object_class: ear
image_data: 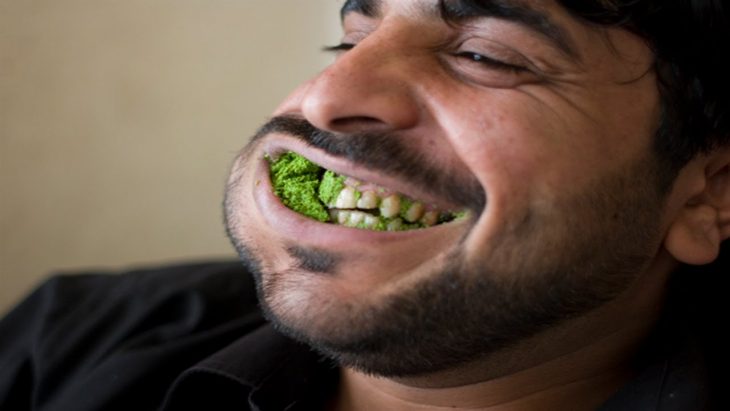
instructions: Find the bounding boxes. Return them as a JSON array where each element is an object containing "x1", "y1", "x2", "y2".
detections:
[{"x1": 664, "y1": 148, "x2": 730, "y2": 265}]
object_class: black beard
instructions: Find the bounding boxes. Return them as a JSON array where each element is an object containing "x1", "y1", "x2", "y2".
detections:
[{"x1": 224, "y1": 117, "x2": 667, "y2": 378}]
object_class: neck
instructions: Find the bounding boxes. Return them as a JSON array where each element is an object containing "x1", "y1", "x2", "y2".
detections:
[{"x1": 330, "y1": 254, "x2": 675, "y2": 411}]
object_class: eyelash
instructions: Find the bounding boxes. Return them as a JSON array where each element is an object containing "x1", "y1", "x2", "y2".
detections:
[
  {"x1": 322, "y1": 43, "x2": 355, "y2": 52},
  {"x1": 323, "y1": 43, "x2": 527, "y2": 74},
  {"x1": 453, "y1": 51, "x2": 527, "y2": 73}
]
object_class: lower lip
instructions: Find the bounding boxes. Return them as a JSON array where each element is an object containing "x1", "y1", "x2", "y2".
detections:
[{"x1": 252, "y1": 156, "x2": 463, "y2": 248}]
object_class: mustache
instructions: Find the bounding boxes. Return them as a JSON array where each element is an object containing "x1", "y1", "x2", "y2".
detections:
[{"x1": 252, "y1": 115, "x2": 486, "y2": 212}]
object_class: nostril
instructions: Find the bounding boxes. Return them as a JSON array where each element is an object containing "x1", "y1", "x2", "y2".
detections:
[{"x1": 330, "y1": 116, "x2": 387, "y2": 131}]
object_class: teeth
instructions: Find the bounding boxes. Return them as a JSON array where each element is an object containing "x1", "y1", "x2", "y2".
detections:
[
  {"x1": 420, "y1": 211, "x2": 439, "y2": 227},
  {"x1": 272, "y1": 152, "x2": 465, "y2": 231},
  {"x1": 379, "y1": 194, "x2": 401, "y2": 218},
  {"x1": 363, "y1": 214, "x2": 379, "y2": 229},
  {"x1": 387, "y1": 218, "x2": 403, "y2": 231},
  {"x1": 330, "y1": 189, "x2": 455, "y2": 231},
  {"x1": 329, "y1": 209, "x2": 351, "y2": 224},
  {"x1": 403, "y1": 202, "x2": 425, "y2": 223},
  {"x1": 334, "y1": 187, "x2": 358, "y2": 209},
  {"x1": 348, "y1": 211, "x2": 366, "y2": 226},
  {"x1": 328, "y1": 185, "x2": 459, "y2": 231},
  {"x1": 337, "y1": 210, "x2": 351, "y2": 225},
  {"x1": 356, "y1": 191, "x2": 379, "y2": 209},
  {"x1": 330, "y1": 209, "x2": 379, "y2": 229}
]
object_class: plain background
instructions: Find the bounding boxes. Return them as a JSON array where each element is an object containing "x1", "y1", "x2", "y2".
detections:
[{"x1": 0, "y1": 0, "x2": 341, "y2": 315}]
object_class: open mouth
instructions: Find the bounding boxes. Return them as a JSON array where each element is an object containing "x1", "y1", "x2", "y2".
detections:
[{"x1": 268, "y1": 151, "x2": 467, "y2": 231}]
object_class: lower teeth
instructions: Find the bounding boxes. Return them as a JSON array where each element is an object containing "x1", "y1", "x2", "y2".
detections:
[{"x1": 268, "y1": 152, "x2": 465, "y2": 231}]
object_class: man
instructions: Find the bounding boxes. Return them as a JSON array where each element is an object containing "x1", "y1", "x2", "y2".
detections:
[{"x1": 1, "y1": 0, "x2": 728, "y2": 410}]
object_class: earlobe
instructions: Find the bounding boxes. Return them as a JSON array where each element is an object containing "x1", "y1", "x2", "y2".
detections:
[{"x1": 664, "y1": 204, "x2": 721, "y2": 265}]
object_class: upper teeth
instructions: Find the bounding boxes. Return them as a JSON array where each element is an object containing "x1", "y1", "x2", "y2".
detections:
[
  {"x1": 404, "y1": 201, "x2": 425, "y2": 222},
  {"x1": 379, "y1": 194, "x2": 401, "y2": 218},
  {"x1": 356, "y1": 191, "x2": 378, "y2": 209},
  {"x1": 333, "y1": 186, "x2": 358, "y2": 209}
]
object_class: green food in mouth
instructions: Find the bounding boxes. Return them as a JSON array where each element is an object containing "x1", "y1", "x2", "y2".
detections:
[
  {"x1": 269, "y1": 152, "x2": 330, "y2": 222},
  {"x1": 268, "y1": 152, "x2": 466, "y2": 231},
  {"x1": 318, "y1": 170, "x2": 346, "y2": 206}
]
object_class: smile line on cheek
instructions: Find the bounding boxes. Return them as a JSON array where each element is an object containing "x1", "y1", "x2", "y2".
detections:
[{"x1": 268, "y1": 152, "x2": 468, "y2": 231}]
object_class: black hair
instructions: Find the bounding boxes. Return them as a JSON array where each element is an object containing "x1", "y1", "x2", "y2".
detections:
[{"x1": 556, "y1": 0, "x2": 729, "y2": 179}]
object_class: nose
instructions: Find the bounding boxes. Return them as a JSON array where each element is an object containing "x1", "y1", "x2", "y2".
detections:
[{"x1": 300, "y1": 37, "x2": 421, "y2": 134}]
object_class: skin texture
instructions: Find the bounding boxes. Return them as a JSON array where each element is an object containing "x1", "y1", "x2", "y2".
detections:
[{"x1": 224, "y1": 0, "x2": 730, "y2": 409}]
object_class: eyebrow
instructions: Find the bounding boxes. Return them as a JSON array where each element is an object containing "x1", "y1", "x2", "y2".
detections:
[
  {"x1": 340, "y1": 0, "x2": 580, "y2": 60},
  {"x1": 340, "y1": 0, "x2": 381, "y2": 19}
]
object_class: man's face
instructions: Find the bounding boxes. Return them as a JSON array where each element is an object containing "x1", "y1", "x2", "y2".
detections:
[{"x1": 225, "y1": 0, "x2": 668, "y2": 376}]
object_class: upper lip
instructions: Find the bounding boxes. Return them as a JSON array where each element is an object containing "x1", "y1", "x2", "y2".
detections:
[{"x1": 262, "y1": 136, "x2": 464, "y2": 212}]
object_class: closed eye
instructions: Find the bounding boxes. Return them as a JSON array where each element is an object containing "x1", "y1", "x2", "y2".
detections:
[{"x1": 454, "y1": 51, "x2": 527, "y2": 73}]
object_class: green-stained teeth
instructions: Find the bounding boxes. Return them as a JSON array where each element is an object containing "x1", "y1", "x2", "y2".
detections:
[
  {"x1": 403, "y1": 201, "x2": 425, "y2": 223},
  {"x1": 357, "y1": 191, "x2": 379, "y2": 209},
  {"x1": 269, "y1": 152, "x2": 468, "y2": 230},
  {"x1": 379, "y1": 194, "x2": 401, "y2": 218},
  {"x1": 334, "y1": 186, "x2": 358, "y2": 209},
  {"x1": 421, "y1": 210, "x2": 439, "y2": 227}
]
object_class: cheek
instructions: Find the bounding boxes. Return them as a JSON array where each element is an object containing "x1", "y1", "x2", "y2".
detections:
[
  {"x1": 437, "y1": 93, "x2": 558, "y2": 203},
  {"x1": 432, "y1": 89, "x2": 642, "y2": 246},
  {"x1": 446, "y1": 84, "x2": 658, "y2": 201}
]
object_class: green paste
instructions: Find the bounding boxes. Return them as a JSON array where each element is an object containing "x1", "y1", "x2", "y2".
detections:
[
  {"x1": 318, "y1": 170, "x2": 345, "y2": 206},
  {"x1": 398, "y1": 197, "x2": 413, "y2": 220},
  {"x1": 269, "y1": 152, "x2": 329, "y2": 222}
]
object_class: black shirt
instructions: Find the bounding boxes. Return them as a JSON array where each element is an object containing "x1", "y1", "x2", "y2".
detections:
[{"x1": 1, "y1": 255, "x2": 725, "y2": 410}]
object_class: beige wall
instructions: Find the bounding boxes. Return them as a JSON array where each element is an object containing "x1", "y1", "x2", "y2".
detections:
[{"x1": 0, "y1": 0, "x2": 341, "y2": 315}]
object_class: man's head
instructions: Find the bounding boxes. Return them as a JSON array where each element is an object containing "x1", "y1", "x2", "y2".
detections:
[{"x1": 224, "y1": 0, "x2": 729, "y2": 378}]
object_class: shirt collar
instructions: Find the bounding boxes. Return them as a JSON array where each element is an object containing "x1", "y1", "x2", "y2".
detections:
[{"x1": 162, "y1": 324, "x2": 337, "y2": 411}]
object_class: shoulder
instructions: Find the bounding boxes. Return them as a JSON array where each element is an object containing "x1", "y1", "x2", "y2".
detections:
[
  {"x1": 33, "y1": 259, "x2": 261, "y2": 342},
  {"x1": 17, "y1": 260, "x2": 258, "y2": 327},
  {"x1": 0, "y1": 260, "x2": 265, "y2": 410}
]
